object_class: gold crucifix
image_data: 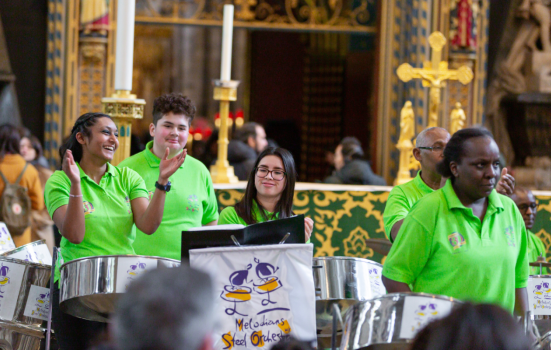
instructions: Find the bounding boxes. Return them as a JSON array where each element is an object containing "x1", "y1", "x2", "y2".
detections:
[{"x1": 396, "y1": 32, "x2": 474, "y2": 128}]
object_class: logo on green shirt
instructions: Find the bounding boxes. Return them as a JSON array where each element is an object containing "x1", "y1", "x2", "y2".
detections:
[
  {"x1": 505, "y1": 226, "x2": 515, "y2": 247},
  {"x1": 186, "y1": 194, "x2": 200, "y2": 212},
  {"x1": 83, "y1": 201, "x2": 95, "y2": 216},
  {"x1": 448, "y1": 232, "x2": 466, "y2": 250},
  {"x1": 125, "y1": 196, "x2": 131, "y2": 214}
]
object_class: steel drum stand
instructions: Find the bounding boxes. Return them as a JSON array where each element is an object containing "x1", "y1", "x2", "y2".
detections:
[{"x1": 45, "y1": 247, "x2": 59, "y2": 350}]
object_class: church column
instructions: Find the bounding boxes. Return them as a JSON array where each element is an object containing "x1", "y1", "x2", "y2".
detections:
[
  {"x1": 45, "y1": 0, "x2": 115, "y2": 168},
  {"x1": 377, "y1": 0, "x2": 434, "y2": 183}
]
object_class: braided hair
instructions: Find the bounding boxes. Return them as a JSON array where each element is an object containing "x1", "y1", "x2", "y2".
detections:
[{"x1": 59, "y1": 113, "x2": 112, "y2": 163}]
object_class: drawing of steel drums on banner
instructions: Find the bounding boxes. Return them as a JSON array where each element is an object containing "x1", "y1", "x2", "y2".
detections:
[
  {"x1": 220, "y1": 263, "x2": 253, "y2": 317},
  {"x1": 252, "y1": 258, "x2": 283, "y2": 306}
]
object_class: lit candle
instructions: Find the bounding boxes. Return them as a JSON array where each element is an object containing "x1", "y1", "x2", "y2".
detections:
[
  {"x1": 220, "y1": 5, "x2": 234, "y2": 81},
  {"x1": 115, "y1": 0, "x2": 136, "y2": 91}
]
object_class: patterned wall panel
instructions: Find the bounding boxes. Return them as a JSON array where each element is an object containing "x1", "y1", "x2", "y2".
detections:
[
  {"x1": 216, "y1": 188, "x2": 551, "y2": 265},
  {"x1": 44, "y1": 0, "x2": 65, "y2": 167}
]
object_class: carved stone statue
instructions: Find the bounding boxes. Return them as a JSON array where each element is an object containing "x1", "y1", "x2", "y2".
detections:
[
  {"x1": 450, "y1": 102, "x2": 466, "y2": 134},
  {"x1": 486, "y1": 0, "x2": 551, "y2": 165},
  {"x1": 395, "y1": 101, "x2": 415, "y2": 185},
  {"x1": 398, "y1": 101, "x2": 415, "y2": 145}
]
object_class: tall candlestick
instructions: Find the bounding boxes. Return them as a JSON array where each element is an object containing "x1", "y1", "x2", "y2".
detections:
[
  {"x1": 220, "y1": 5, "x2": 234, "y2": 81},
  {"x1": 115, "y1": 0, "x2": 136, "y2": 91}
]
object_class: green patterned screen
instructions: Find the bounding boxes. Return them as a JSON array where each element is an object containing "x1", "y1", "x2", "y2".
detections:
[{"x1": 216, "y1": 189, "x2": 551, "y2": 265}]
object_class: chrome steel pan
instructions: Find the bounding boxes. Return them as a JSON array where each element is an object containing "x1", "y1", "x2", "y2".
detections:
[
  {"x1": 59, "y1": 255, "x2": 180, "y2": 322},
  {"x1": 313, "y1": 257, "x2": 385, "y2": 347},
  {"x1": 0, "y1": 320, "x2": 44, "y2": 350},
  {"x1": 1, "y1": 241, "x2": 52, "y2": 266},
  {"x1": 0, "y1": 257, "x2": 50, "y2": 327},
  {"x1": 340, "y1": 293, "x2": 463, "y2": 350}
]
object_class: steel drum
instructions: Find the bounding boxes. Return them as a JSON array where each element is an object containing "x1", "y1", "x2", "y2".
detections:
[
  {"x1": 0, "y1": 223, "x2": 15, "y2": 254},
  {"x1": 0, "y1": 257, "x2": 50, "y2": 328},
  {"x1": 60, "y1": 255, "x2": 181, "y2": 322},
  {"x1": 0, "y1": 320, "x2": 44, "y2": 350},
  {"x1": 1, "y1": 241, "x2": 52, "y2": 266},
  {"x1": 313, "y1": 257, "x2": 386, "y2": 348},
  {"x1": 537, "y1": 331, "x2": 551, "y2": 349},
  {"x1": 340, "y1": 293, "x2": 463, "y2": 350}
]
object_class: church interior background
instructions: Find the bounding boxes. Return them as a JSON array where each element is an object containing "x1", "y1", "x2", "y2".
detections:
[{"x1": 2, "y1": 0, "x2": 551, "y2": 264}]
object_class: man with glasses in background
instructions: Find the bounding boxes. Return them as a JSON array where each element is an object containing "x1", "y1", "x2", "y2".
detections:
[
  {"x1": 510, "y1": 187, "x2": 547, "y2": 274},
  {"x1": 383, "y1": 127, "x2": 515, "y2": 242}
]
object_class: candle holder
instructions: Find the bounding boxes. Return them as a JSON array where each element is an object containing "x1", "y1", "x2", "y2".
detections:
[
  {"x1": 101, "y1": 90, "x2": 146, "y2": 166},
  {"x1": 210, "y1": 80, "x2": 240, "y2": 184}
]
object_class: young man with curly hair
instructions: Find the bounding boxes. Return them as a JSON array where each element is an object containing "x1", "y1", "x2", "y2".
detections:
[{"x1": 119, "y1": 93, "x2": 219, "y2": 260}]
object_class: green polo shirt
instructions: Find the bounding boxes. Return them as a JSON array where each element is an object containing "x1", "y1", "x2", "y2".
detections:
[
  {"x1": 218, "y1": 200, "x2": 279, "y2": 225},
  {"x1": 218, "y1": 201, "x2": 312, "y2": 243},
  {"x1": 119, "y1": 141, "x2": 219, "y2": 260},
  {"x1": 528, "y1": 230, "x2": 547, "y2": 275},
  {"x1": 383, "y1": 171, "x2": 433, "y2": 242},
  {"x1": 44, "y1": 163, "x2": 149, "y2": 282},
  {"x1": 382, "y1": 179, "x2": 529, "y2": 313}
]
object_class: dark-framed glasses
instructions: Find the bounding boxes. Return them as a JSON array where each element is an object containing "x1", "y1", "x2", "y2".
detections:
[
  {"x1": 255, "y1": 167, "x2": 286, "y2": 181},
  {"x1": 518, "y1": 203, "x2": 537, "y2": 212},
  {"x1": 418, "y1": 145, "x2": 444, "y2": 154}
]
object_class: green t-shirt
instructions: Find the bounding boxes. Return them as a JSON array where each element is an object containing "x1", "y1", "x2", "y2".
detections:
[
  {"x1": 383, "y1": 171, "x2": 433, "y2": 242},
  {"x1": 528, "y1": 230, "x2": 547, "y2": 275},
  {"x1": 218, "y1": 201, "x2": 312, "y2": 243},
  {"x1": 218, "y1": 200, "x2": 279, "y2": 225},
  {"x1": 382, "y1": 179, "x2": 529, "y2": 313},
  {"x1": 119, "y1": 141, "x2": 219, "y2": 260},
  {"x1": 44, "y1": 163, "x2": 149, "y2": 282}
]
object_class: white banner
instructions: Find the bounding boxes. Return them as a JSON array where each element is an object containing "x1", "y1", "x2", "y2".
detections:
[
  {"x1": 399, "y1": 296, "x2": 454, "y2": 339},
  {"x1": 23, "y1": 285, "x2": 50, "y2": 321},
  {"x1": 528, "y1": 277, "x2": 551, "y2": 315},
  {"x1": 115, "y1": 257, "x2": 159, "y2": 293},
  {"x1": 0, "y1": 223, "x2": 15, "y2": 254},
  {"x1": 0, "y1": 260, "x2": 25, "y2": 321},
  {"x1": 190, "y1": 244, "x2": 316, "y2": 350}
]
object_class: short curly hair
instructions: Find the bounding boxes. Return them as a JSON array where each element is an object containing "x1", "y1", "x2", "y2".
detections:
[{"x1": 152, "y1": 93, "x2": 196, "y2": 126}]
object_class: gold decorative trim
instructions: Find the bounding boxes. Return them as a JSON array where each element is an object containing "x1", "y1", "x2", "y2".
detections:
[
  {"x1": 135, "y1": 0, "x2": 376, "y2": 34},
  {"x1": 63, "y1": 0, "x2": 80, "y2": 137}
]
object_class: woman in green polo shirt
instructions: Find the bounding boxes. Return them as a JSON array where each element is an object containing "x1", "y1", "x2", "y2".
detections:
[
  {"x1": 218, "y1": 147, "x2": 313, "y2": 242},
  {"x1": 45, "y1": 112, "x2": 185, "y2": 350},
  {"x1": 382, "y1": 128, "x2": 530, "y2": 319}
]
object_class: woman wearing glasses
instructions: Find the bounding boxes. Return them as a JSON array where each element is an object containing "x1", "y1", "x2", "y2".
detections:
[
  {"x1": 218, "y1": 147, "x2": 313, "y2": 242},
  {"x1": 510, "y1": 187, "x2": 546, "y2": 274}
]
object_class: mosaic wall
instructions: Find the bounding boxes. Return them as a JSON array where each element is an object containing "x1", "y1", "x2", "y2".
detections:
[{"x1": 216, "y1": 189, "x2": 551, "y2": 265}]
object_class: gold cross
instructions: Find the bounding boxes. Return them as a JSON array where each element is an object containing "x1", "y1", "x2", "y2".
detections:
[{"x1": 396, "y1": 31, "x2": 474, "y2": 128}]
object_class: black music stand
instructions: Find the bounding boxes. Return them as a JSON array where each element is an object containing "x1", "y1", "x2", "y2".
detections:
[{"x1": 181, "y1": 214, "x2": 305, "y2": 260}]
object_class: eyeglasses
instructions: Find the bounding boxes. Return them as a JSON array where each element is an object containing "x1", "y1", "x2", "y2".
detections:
[
  {"x1": 418, "y1": 146, "x2": 444, "y2": 154},
  {"x1": 255, "y1": 167, "x2": 286, "y2": 181},
  {"x1": 518, "y1": 203, "x2": 537, "y2": 212}
]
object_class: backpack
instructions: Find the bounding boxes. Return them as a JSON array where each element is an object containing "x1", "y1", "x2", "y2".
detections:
[{"x1": 0, "y1": 164, "x2": 32, "y2": 236}]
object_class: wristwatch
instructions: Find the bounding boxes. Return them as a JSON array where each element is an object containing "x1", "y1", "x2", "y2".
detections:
[{"x1": 155, "y1": 181, "x2": 171, "y2": 192}]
